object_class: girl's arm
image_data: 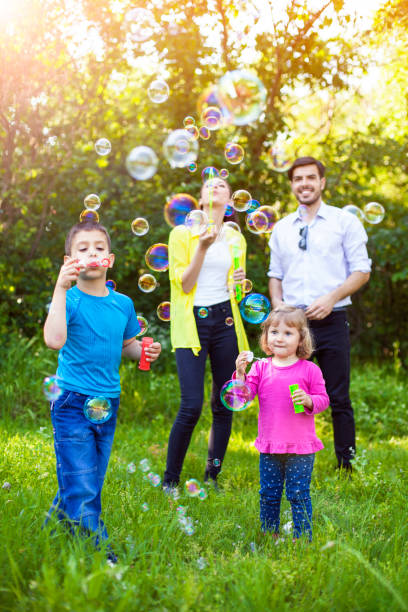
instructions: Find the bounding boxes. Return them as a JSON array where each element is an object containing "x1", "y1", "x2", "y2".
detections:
[
  {"x1": 233, "y1": 352, "x2": 260, "y2": 400},
  {"x1": 295, "y1": 364, "x2": 330, "y2": 415}
]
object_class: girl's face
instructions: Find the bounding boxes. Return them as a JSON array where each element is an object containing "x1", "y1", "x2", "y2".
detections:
[
  {"x1": 267, "y1": 320, "x2": 301, "y2": 360},
  {"x1": 200, "y1": 178, "x2": 231, "y2": 208}
]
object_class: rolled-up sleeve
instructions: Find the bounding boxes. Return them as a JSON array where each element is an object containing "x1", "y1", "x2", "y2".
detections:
[
  {"x1": 267, "y1": 228, "x2": 284, "y2": 279},
  {"x1": 342, "y1": 216, "x2": 372, "y2": 274},
  {"x1": 168, "y1": 225, "x2": 190, "y2": 286}
]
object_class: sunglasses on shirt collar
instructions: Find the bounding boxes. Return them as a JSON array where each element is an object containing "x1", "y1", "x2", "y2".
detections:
[{"x1": 298, "y1": 225, "x2": 308, "y2": 251}]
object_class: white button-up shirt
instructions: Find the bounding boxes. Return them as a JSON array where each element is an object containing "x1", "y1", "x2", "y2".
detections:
[{"x1": 268, "y1": 201, "x2": 372, "y2": 308}]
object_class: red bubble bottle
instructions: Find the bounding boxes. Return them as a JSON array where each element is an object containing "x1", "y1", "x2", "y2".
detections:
[{"x1": 139, "y1": 337, "x2": 153, "y2": 371}]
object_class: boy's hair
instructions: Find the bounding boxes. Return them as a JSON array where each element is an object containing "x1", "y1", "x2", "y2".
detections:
[
  {"x1": 259, "y1": 305, "x2": 314, "y2": 359},
  {"x1": 287, "y1": 156, "x2": 326, "y2": 181},
  {"x1": 65, "y1": 222, "x2": 111, "y2": 256}
]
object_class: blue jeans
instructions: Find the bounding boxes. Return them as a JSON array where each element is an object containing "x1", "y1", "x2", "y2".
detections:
[
  {"x1": 44, "y1": 390, "x2": 119, "y2": 544},
  {"x1": 259, "y1": 453, "x2": 315, "y2": 539}
]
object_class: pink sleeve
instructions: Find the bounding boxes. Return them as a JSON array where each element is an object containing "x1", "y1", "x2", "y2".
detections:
[
  {"x1": 232, "y1": 361, "x2": 261, "y2": 400},
  {"x1": 304, "y1": 363, "x2": 330, "y2": 415}
]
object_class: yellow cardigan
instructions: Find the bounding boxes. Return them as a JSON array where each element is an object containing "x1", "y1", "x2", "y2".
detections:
[{"x1": 168, "y1": 224, "x2": 250, "y2": 356}]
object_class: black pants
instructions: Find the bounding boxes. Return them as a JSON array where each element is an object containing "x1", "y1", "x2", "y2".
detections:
[
  {"x1": 309, "y1": 310, "x2": 355, "y2": 468},
  {"x1": 163, "y1": 300, "x2": 239, "y2": 486}
]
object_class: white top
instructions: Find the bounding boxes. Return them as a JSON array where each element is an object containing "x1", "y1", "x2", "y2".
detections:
[
  {"x1": 194, "y1": 238, "x2": 232, "y2": 306},
  {"x1": 268, "y1": 201, "x2": 372, "y2": 308}
]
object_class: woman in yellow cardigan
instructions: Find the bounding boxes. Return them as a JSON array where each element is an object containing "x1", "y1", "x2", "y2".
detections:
[{"x1": 163, "y1": 177, "x2": 249, "y2": 490}]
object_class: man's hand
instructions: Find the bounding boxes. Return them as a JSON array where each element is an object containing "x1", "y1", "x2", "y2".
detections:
[{"x1": 305, "y1": 293, "x2": 337, "y2": 320}]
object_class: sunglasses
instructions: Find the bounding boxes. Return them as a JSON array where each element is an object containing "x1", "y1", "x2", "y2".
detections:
[{"x1": 298, "y1": 225, "x2": 308, "y2": 250}]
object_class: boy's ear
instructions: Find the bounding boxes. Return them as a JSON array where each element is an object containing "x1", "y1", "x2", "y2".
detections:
[
  {"x1": 108, "y1": 253, "x2": 115, "y2": 268},
  {"x1": 64, "y1": 255, "x2": 71, "y2": 263}
]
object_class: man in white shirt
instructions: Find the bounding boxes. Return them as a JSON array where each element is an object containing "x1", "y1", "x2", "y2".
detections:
[{"x1": 268, "y1": 157, "x2": 371, "y2": 471}]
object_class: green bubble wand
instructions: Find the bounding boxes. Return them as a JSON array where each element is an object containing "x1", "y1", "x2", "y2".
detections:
[
  {"x1": 233, "y1": 244, "x2": 242, "y2": 302},
  {"x1": 208, "y1": 167, "x2": 214, "y2": 225}
]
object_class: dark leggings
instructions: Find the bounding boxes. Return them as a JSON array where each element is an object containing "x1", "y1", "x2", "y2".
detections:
[{"x1": 163, "y1": 300, "x2": 239, "y2": 486}]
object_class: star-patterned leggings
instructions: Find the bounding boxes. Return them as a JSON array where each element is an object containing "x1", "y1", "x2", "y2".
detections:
[{"x1": 259, "y1": 452, "x2": 315, "y2": 540}]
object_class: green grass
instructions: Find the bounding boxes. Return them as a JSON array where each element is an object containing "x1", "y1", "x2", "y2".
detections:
[{"x1": 0, "y1": 335, "x2": 407, "y2": 611}]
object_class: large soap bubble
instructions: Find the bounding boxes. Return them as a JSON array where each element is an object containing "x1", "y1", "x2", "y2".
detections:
[
  {"x1": 246, "y1": 210, "x2": 269, "y2": 234},
  {"x1": 257, "y1": 205, "x2": 277, "y2": 232},
  {"x1": 224, "y1": 142, "x2": 245, "y2": 165},
  {"x1": 217, "y1": 70, "x2": 266, "y2": 126},
  {"x1": 163, "y1": 129, "x2": 198, "y2": 168},
  {"x1": 157, "y1": 301, "x2": 170, "y2": 321},
  {"x1": 240, "y1": 293, "x2": 271, "y2": 324},
  {"x1": 83, "y1": 396, "x2": 113, "y2": 424},
  {"x1": 164, "y1": 193, "x2": 198, "y2": 227},
  {"x1": 185, "y1": 210, "x2": 209, "y2": 236},
  {"x1": 220, "y1": 379, "x2": 252, "y2": 411},
  {"x1": 363, "y1": 202, "x2": 385, "y2": 224},
  {"x1": 145, "y1": 243, "x2": 169, "y2": 272},
  {"x1": 232, "y1": 189, "x2": 252, "y2": 212},
  {"x1": 126, "y1": 146, "x2": 158, "y2": 180},
  {"x1": 343, "y1": 204, "x2": 365, "y2": 224}
]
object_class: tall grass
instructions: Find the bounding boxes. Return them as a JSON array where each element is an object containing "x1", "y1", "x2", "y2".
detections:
[{"x1": 0, "y1": 333, "x2": 407, "y2": 610}]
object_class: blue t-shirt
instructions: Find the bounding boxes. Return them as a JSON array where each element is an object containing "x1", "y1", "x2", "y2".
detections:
[{"x1": 56, "y1": 286, "x2": 140, "y2": 397}]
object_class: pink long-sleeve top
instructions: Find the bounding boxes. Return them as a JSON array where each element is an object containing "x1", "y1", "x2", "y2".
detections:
[{"x1": 235, "y1": 358, "x2": 329, "y2": 454}]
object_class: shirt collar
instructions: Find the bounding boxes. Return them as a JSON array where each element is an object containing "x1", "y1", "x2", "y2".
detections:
[{"x1": 292, "y1": 200, "x2": 328, "y2": 224}]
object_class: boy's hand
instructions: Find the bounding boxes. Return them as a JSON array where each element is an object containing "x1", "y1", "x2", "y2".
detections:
[
  {"x1": 56, "y1": 257, "x2": 80, "y2": 290},
  {"x1": 291, "y1": 388, "x2": 313, "y2": 409},
  {"x1": 145, "y1": 341, "x2": 161, "y2": 363},
  {"x1": 235, "y1": 350, "x2": 250, "y2": 379}
]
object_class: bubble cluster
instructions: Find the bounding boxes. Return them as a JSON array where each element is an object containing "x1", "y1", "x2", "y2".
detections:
[
  {"x1": 185, "y1": 125, "x2": 199, "y2": 141},
  {"x1": 84, "y1": 194, "x2": 101, "y2": 211},
  {"x1": 225, "y1": 142, "x2": 245, "y2": 165},
  {"x1": 94, "y1": 138, "x2": 111, "y2": 156},
  {"x1": 163, "y1": 129, "x2": 198, "y2": 168},
  {"x1": 138, "y1": 273, "x2": 157, "y2": 293},
  {"x1": 125, "y1": 7, "x2": 155, "y2": 42},
  {"x1": 185, "y1": 479, "x2": 200, "y2": 497},
  {"x1": 220, "y1": 379, "x2": 252, "y2": 411},
  {"x1": 240, "y1": 293, "x2": 271, "y2": 324},
  {"x1": 147, "y1": 471, "x2": 161, "y2": 487},
  {"x1": 126, "y1": 146, "x2": 158, "y2": 180},
  {"x1": 145, "y1": 243, "x2": 169, "y2": 272},
  {"x1": 157, "y1": 301, "x2": 170, "y2": 321},
  {"x1": 232, "y1": 189, "x2": 251, "y2": 212},
  {"x1": 131, "y1": 217, "x2": 149, "y2": 236},
  {"x1": 136, "y1": 315, "x2": 148, "y2": 336},
  {"x1": 83, "y1": 396, "x2": 113, "y2": 424},
  {"x1": 185, "y1": 209, "x2": 209, "y2": 236},
  {"x1": 164, "y1": 193, "x2": 198, "y2": 227},
  {"x1": 147, "y1": 79, "x2": 169, "y2": 104},
  {"x1": 106, "y1": 279, "x2": 117, "y2": 290},
  {"x1": 201, "y1": 106, "x2": 222, "y2": 130},
  {"x1": 343, "y1": 204, "x2": 365, "y2": 223},
  {"x1": 197, "y1": 307, "x2": 209, "y2": 318},
  {"x1": 363, "y1": 201, "x2": 385, "y2": 224},
  {"x1": 43, "y1": 375, "x2": 62, "y2": 401},
  {"x1": 79, "y1": 209, "x2": 99, "y2": 223}
]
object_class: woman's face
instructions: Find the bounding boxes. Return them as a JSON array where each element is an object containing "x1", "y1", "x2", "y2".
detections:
[{"x1": 200, "y1": 178, "x2": 231, "y2": 208}]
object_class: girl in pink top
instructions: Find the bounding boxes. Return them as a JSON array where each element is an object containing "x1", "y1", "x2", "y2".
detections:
[{"x1": 235, "y1": 305, "x2": 329, "y2": 540}]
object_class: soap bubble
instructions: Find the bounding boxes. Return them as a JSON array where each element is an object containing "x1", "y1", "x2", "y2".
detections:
[
  {"x1": 257, "y1": 205, "x2": 277, "y2": 232},
  {"x1": 243, "y1": 279, "x2": 253, "y2": 293},
  {"x1": 127, "y1": 462, "x2": 136, "y2": 474},
  {"x1": 164, "y1": 193, "x2": 198, "y2": 227},
  {"x1": 247, "y1": 199, "x2": 260, "y2": 212},
  {"x1": 185, "y1": 209, "x2": 209, "y2": 236},
  {"x1": 145, "y1": 243, "x2": 169, "y2": 272},
  {"x1": 139, "y1": 458, "x2": 150, "y2": 472},
  {"x1": 138, "y1": 274, "x2": 157, "y2": 293},
  {"x1": 269, "y1": 144, "x2": 293, "y2": 172},
  {"x1": 177, "y1": 506, "x2": 186, "y2": 517},
  {"x1": 224, "y1": 204, "x2": 234, "y2": 217},
  {"x1": 147, "y1": 79, "x2": 169, "y2": 103},
  {"x1": 83, "y1": 396, "x2": 113, "y2": 424},
  {"x1": 141, "y1": 502, "x2": 149, "y2": 512},
  {"x1": 131, "y1": 217, "x2": 149, "y2": 236},
  {"x1": 184, "y1": 525, "x2": 195, "y2": 535},
  {"x1": 136, "y1": 315, "x2": 148, "y2": 336},
  {"x1": 201, "y1": 106, "x2": 222, "y2": 130},
  {"x1": 185, "y1": 125, "x2": 199, "y2": 141},
  {"x1": 225, "y1": 142, "x2": 245, "y2": 165},
  {"x1": 125, "y1": 7, "x2": 155, "y2": 42},
  {"x1": 197, "y1": 307, "x2": 209, "y2": 318},
  {"x1": 84, "y1": 194, "x2": 101, "y2": 211},
  {"x1": 213, "y1": 458, "x2": 221, "y2": 467},
  {"x1": 185, "y1": 478, "x2": 200, "y2": 497},
  {"x1": 183, "y1": 116, "x2": 195, "y2": 127},
  {"x1": 198, "y1": 488, "x2": 208, "y2": 500},
  {"x1": 223, "y1": 220, "x2": 241, "y2": 236},
  {"x1": 343, "y1": 204, "x2": 365, "y2": 224},
  {"x1": 220, "y1": 168, "x2": 229, "y2": 179},
  {"x1": 199, "y1": 126, "x2": 210, "y2": 140},
  {"x1": 163, "y1": 129, "x2": 198, "y2": 168},
  {"x1": 225, "y1": 316, "x2": 234, "y2": 326},
  {"x1": 220, "y1": 379, "x2": 252, "y2": 411},
  {"x1": 79, "y1": 209, "x2": 99, "y2": 223},
  {"x1": 217, "y1": 70, "x2": 266, "y2": 126},
  {"x1": 126, "y1": 146, "x2": 158, "y2": 180},
  {"x1": 232, "y1": 189, "x2": 252, "y2": 212},
  {"x1": 94, "y1": 138, "x2": 111, "y2": 156},
  {"x1": 188, "y1": 162, "x2": 197, "y2": 173},
  {"x1": 197, "y1": 557, "x2": 207, "y2": 569},
  {"x1": 157, "y1": 301, "x2": 170, "y2": 321},
  {"x1": 201, "y1": 166, "x2": 219, "y2": 182},
  {"x1": 246, "y1": 210, "x2": 269, "y2": 234},
  {"x1": 240, "y1": 293, "x2": 271, "y2": 324},
  {"x1": 43, "y1": 375, "x2": 62, "y2": 401},
  {"x1": 363, "y1": 202, "x2": 385, "y2": 224},
  {"x1": 106, "y1": 279, "x2": 116, "y2": 290},
  {"x1": 197, "y1": 84, "x2": 231, "y2": 124},
  {"x1": 147, "y1": 472, "x2": 161, "y2": 487}
]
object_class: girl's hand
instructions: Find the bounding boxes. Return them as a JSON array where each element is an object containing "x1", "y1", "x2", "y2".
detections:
[
  {"x1": 235, "y1": 351, "x2": 251, "y2": 379},
  {"x1": 291, "y1": 388, "x2": 313, "y2": 409},
  {"x1": 232, "y1": 267, "x2": 245, "y2": 283},
  {"x1": 56, "y1": 257, "x2": 80, "y2": 290}
]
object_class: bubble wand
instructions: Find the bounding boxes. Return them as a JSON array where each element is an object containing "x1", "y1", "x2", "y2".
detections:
[
  {"x1": 233, "y1": 244, "x2": 242, "y2": 302},
  {"x1": 208, "y1": 167, "x2": 214, "y2": 225}
]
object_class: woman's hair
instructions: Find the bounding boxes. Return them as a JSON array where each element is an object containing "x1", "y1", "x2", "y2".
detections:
[
  {"x1": 199, "y1": 178, "x2": 240, "y2": 226},
  {"x1": 259, "y1": 305, "x2": 314, "y2": 359}
]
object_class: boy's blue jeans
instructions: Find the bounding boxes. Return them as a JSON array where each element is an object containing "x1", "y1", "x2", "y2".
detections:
[
  {"x1": 259, "y1": 453, "x2": 315, "y2": 539},
  {"x1": 45, "y1": 390, "x2": 119, "y2": 544}
]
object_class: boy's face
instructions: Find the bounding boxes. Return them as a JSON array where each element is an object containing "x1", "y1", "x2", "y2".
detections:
[{"x1": 65, "y1": 229, "x2": 114, "y2": 280}]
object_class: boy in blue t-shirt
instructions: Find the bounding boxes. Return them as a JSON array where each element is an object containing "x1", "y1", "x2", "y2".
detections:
[{"x1": 43, "y1": 221, "x2": 161, "y2": 560}]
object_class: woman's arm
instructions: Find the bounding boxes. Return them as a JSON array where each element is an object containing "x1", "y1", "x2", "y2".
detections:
[{"x1": 181, "y1": 226, "x2": 218, "y2": 294}]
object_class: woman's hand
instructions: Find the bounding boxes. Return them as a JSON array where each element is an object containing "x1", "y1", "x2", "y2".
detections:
[
  {"x1": 291, "y1": 388, "x2": 313, "y2": 409},
  {"x1": 198, "y1": 224, "x2": 218, "y2": 250},
  {"x1": 232, "y1": 267, "x2": 245, "y2": 285},
  {"x1": 235, "y1": 351, "x2": 250, "y2": 379}
]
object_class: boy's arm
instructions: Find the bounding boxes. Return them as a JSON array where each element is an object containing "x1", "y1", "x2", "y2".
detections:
[
  {"x1": 121, "y1": 337, "x2": 162, "y2": 362},
  {"x1": 44, "y1": 257, "x2": 79, "y2": 350}
]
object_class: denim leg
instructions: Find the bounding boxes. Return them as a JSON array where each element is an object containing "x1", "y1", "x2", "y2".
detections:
[
  {"x1": 285, "y1": 453, "x2": 315, "y2": 540},
  {"x1": 259, "y1": 453, "x2": 285, "y2": 533},
  {"x1": 47, "y1": 390, "x2": 118, "y2": 542}
]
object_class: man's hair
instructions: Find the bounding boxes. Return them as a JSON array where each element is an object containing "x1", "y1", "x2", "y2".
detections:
[
  {"x1": 288, "y1": 157, "x2": 326, "y2": 181},
  {"x1": 65, "y1": 221, "x2": 111, "y2": 255}
]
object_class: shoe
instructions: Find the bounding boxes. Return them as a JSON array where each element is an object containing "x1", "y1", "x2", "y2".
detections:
[
  {"x1": 204, "y1": 471, "x2": 220, "y2": 492},
  {"x1": 106, "y1": 546, "x2": 118, "y2": 565}
]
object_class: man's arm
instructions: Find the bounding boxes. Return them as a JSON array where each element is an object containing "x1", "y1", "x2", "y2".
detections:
[
  {"x1": 268, "y1": 277, "x2": 285, "y2": 309},
  {"x1": 305, "y1": 271, "x2": 370, "y2": 320}
]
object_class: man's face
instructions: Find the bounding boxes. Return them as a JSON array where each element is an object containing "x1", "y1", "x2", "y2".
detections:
[{"x1": 290, "y1": 164, "x2": 325, "y2": 206}]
